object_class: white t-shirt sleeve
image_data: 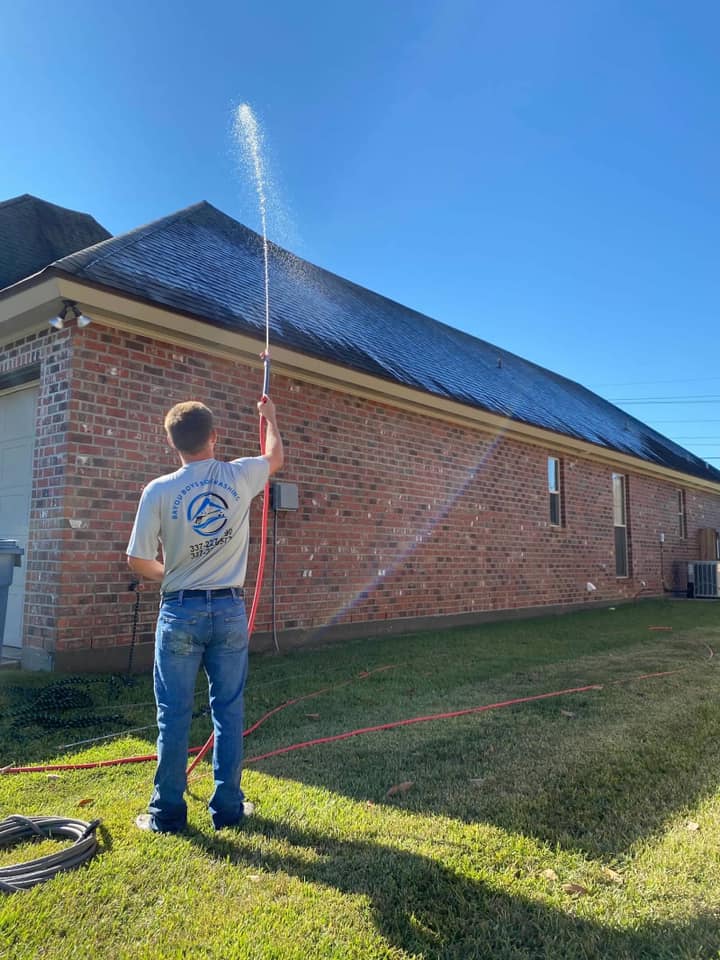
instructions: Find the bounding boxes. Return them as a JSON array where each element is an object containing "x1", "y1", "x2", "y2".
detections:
[
  {"x1": 126, "y1": 484, "x2": 162, "y2": 560},
  {"x1": 231, "y1": 456, "x2": 270, "y2": 499}
]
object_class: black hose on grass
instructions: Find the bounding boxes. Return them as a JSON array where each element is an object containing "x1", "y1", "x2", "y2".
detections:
[
  {"x1": 0, "y1": 815, "x2": 101, "y2": 892},
  {"x1": 127, "y1": 580, "x2": 141, "y2": 677}
]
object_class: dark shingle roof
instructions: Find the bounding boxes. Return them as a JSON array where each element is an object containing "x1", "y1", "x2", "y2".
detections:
[
  {"x1": 50, "y1": 201, "x2": 720, "y2": 484},
  {"x1": 0, "y1": 194, "x2": 111, "y2": 291}
]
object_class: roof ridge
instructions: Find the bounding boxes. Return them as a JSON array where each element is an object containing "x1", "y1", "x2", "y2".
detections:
[
  {"x1": 52, "y1": 201, "x2": 210, "y2": 274},
  {"x1": 0, "y1": 194, "x2": 33, "y2": 210},
  {"x1": 0, "y1": 194, "x2": 107, "y2": 225}
]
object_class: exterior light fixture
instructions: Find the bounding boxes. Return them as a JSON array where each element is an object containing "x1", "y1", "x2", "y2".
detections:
[{"x1": 48, "y1": 302, "x2": 93, "y2": 330}]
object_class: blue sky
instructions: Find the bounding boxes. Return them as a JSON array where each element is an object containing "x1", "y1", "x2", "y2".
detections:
[{"x1": 2, "y1": 1, "x2": 719, "y2": 463}]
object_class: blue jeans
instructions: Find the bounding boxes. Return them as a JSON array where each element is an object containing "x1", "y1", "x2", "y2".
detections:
[{"x1": 149, "y1": 589, "x2": 249, "y2": 832}]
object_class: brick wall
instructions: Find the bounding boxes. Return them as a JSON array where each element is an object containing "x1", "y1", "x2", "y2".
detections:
[{"x1": 5, "y1": 322, "x2": 720, "y2": 667}]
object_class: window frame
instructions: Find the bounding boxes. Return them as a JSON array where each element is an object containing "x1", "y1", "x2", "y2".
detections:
[
  {"x1": 548, "y1": 456, "x2": 563, "y2": 527},
  {"x1": 612, "y1": 473, "x2": 629, "y2": 578},
  {"x1": 677, "y1": 489, "x2": 688, "y2": 540}
]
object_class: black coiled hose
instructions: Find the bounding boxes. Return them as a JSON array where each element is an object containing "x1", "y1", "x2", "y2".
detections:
[{"x1": 0, "y1": 814, "x2": 101, "y2": 892}]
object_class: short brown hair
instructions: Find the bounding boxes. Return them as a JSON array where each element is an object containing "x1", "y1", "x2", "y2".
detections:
[{"x1": 164, "y1": 401, "x2": 214, "y2": 454}]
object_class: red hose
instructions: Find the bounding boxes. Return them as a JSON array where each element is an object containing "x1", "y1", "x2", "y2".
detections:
[
  {"x1": 247, "y1": 413, "x2": 270, "y2": 637},
  {"x1": 1, "y1": 668, "x2": 686, "y2": 776},
  {"x1": 1, "y1": 666, "x2": 394, "y2": 776},
  {"x1": 242, "y1": 683, "x2": 604, "y2": 765},
  {"x1": 242, "y1": 665, "x2": 397, "y2": 738}
]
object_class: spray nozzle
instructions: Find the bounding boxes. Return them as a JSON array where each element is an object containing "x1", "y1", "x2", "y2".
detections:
[{"x1": 260, "y1": 350, "x2": 271, "y2": 399}]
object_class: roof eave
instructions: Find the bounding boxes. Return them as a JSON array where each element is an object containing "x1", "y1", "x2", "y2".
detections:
[
  {"x1": 0, "y1": 268, "x2": 68, "y2": 342},
  {"x1": 0, "y1": 272, "x2": 710, "y2": 495}
]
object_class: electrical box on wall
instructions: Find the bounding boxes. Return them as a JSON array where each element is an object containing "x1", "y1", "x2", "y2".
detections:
[{"x1": 270, "y1": 481, "x2": 299, "y2": 511}]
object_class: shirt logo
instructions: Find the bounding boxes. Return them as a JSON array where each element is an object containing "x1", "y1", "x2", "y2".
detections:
[{"x1": 187, "y1": 492, "x2": 229, "y2": 537}]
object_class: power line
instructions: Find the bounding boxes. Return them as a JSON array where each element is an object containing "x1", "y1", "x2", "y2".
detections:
[
  {"x1": 609, "y1": 395, "x2": 720, "y2": 402},
  {"x1": 610, "y1": 397, "x2": 720, "y2": 404},
  {"x1": 591, "y1": 376, "x2": 720, "y2": 388}
]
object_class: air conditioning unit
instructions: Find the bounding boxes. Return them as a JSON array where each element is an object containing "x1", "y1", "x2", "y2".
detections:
[{"x1": 687, "y1": 561, "x2": 720, "y2": 598}]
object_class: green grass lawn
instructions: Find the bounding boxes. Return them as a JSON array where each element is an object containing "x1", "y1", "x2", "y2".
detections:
[{"x1": 1, "y1": 599, "x2": 720, "y2": 959}]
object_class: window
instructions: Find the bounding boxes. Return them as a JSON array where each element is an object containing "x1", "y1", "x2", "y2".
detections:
[
  {"x1": 612, "y1": 473, "x2": 628, "y2": 577},
  {"x1": 677, "y1": 490, "x2": 687, "y2": 539},
  {"x1": 548, "y1": 457, "x2": 562, "y2": 526}
]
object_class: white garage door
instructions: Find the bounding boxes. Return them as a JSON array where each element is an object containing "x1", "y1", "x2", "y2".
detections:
[{"x1": 0, "y1": 383, "x2": 38, "y2": 652}]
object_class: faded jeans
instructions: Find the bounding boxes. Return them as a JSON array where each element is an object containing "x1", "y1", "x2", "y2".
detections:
[{"x1": 149, "y1": 588, "x2": 249, "y2": 832}]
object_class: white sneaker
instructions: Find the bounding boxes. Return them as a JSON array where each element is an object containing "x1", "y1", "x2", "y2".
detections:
[{"x1": 134, "y1": 813, "x2": 184, "y2": 834}]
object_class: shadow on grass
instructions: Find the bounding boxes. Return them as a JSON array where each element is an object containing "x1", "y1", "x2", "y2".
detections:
[
  {"x1": 251, "y1": 680, "x2": 720, "y2": 862},
  {"x1": 498, "y1": 697, "x2": 720, "y2": 859},
  {"x1": 185, "y1": 816, "x2": 720, "y2": 960},
  {"x1": 0, "y1": 672, "x2": 155, "y2": 766}
]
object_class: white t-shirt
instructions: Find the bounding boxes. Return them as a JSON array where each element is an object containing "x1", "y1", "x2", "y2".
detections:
[{"x1": 127, "y1": 457, "x2": 270, "y2": 593}]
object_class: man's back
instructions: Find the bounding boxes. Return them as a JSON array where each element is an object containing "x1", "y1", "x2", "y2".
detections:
[{"x1": 127, "y1": 456, "x2": 269, "y2": 592}]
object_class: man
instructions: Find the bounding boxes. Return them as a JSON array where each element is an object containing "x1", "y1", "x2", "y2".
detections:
[{"x1": 127, "y1": 396, "x2": 283, "y2": 833}]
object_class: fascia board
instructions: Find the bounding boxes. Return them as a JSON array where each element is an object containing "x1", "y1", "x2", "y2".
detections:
[{"x1": 0, "y1": 276, "x2": 64, "y2": 345}]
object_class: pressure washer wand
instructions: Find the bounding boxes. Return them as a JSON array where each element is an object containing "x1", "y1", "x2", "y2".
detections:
[{"x1": 261, "y1": 350, "x2": 271, "y2": 400}]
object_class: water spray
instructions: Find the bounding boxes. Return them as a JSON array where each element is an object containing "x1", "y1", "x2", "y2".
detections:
[{"x1": 235, "y1": 103, "x2": 271, "y2": 369}]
